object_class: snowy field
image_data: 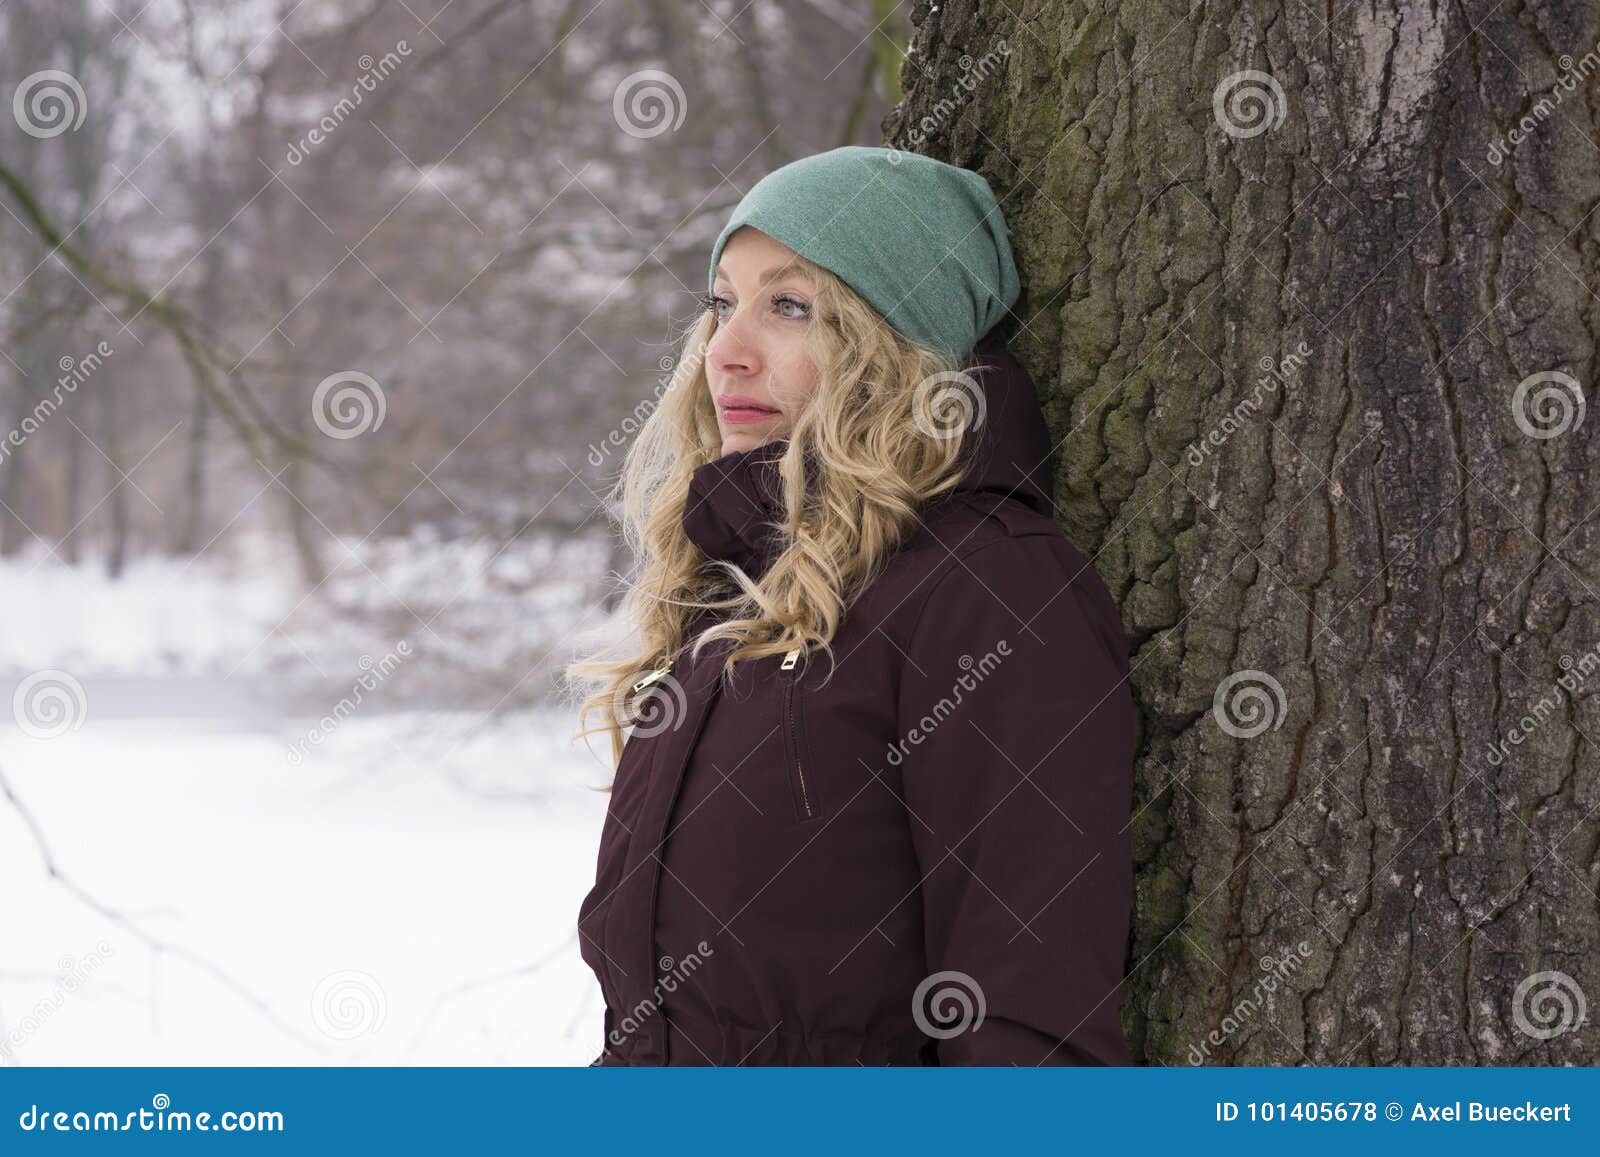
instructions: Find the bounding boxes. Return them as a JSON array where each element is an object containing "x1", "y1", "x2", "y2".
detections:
[{"x1": 0, "y1": 532, "x2": 619, "y2": 1066}]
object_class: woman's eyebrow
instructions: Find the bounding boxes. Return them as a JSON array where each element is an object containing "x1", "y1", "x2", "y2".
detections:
[{"x1": 712, "y1": 261, "x2": 810, "y2": 287}]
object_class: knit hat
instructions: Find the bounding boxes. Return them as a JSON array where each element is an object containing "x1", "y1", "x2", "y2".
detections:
[{"x1": 706, "y1": 146, "x2": 1020, "y2": 362}]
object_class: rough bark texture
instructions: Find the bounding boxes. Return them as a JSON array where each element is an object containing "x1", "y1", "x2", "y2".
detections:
[{"x1": 887, "y1": 0, "x2": 1600, "y2": 1064}]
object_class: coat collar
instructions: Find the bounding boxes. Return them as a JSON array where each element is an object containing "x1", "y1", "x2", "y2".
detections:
[
  {"x1": 680, "y1": 326, "x2": 1054, "y2": 577},
  {"x1": 681, "y1": 435, "x2": 791, "y2": 580}
]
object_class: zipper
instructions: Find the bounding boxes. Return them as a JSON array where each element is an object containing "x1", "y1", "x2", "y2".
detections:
[
  {"x1": 626, "y1": 662, "x2": 676, "y2": 737},
  {"x1": 631, "y1": 662, "x2": 672, "y2": 694},
  {"x1": 781, "y1": 646, "x2": 815, "y2": 820}
]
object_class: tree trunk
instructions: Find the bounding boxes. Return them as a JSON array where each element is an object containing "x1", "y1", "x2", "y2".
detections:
[
  {"x1": 889, "y1": 0, "x2": 1600, "y2": 1065},
  {"x1": 98, "y1": 363, "x2": 128, "y2": 580},
  {"x1": 1, "y1": 355, "x2": 37, "y2": 559},
  {"x1": 172, "y1": 240, "x2": 225, "y2": 556}
]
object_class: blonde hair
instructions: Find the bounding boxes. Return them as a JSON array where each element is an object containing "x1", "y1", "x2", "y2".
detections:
[{"x1": 564, "y1": 256, "x2": 982, "y2": 773}]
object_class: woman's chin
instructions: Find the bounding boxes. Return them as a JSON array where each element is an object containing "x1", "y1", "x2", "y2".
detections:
[{"x1": 719, "y1": 427, "x2": 785, "y2": 455}]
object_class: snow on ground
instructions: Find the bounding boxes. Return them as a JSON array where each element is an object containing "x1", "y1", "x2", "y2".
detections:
[{"x1": 0, "y1": 531, "x2": 624, "y2": 1066}]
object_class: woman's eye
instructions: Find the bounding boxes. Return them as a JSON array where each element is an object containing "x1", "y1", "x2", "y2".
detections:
[
  {"x1": 773, "y1": 294, "x2": 811, "y2": 320},
  {"x1": 704, "y1": 291, "x2": 808, "y2": 322}
]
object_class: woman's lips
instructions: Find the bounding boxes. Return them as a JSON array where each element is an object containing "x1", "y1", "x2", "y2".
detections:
[
  {"x1": 717, "y1": 396, "x2": 780, "y2": 424},
  {"x1": 721, "y1": 407, "x2": 778, "y2": 424}
]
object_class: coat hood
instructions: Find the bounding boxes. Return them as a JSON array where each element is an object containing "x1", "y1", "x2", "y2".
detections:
[{"x1": 680, "y1": 326, "x2": 1055, "y2": 576}]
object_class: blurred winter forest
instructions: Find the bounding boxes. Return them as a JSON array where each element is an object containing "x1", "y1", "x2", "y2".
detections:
[{"x1": 0, "y1": 0, "x2": 905, "y2": 1065}]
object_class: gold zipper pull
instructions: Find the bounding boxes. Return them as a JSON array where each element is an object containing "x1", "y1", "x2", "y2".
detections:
[
  {"x1": 780, "y1": 646, "x2": 802, "y2": 671},
  {"x1": 631, "y1": 663, "x2": 672, "y2": 693}
]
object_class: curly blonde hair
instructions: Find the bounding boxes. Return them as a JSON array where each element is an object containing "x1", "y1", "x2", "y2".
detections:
[{"x1": 564, "y1": 255, "x2": 983, "y2": 772}]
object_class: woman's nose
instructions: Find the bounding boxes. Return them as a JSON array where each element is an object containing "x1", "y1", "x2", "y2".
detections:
[{"x1": 709, "y1": 314, "x2": 760, "y2": 377}]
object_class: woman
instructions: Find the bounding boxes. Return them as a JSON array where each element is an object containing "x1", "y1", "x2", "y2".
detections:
[{"x1": 567, "y1": 146, "x2": 1135, "y2": 1066}]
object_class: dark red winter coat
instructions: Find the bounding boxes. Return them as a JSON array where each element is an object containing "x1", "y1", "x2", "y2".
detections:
[{"x1": 578, "y1": 327, "x2": 1136, "y2": 1066}]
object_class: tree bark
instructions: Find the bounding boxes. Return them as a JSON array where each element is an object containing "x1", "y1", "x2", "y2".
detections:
[{"x1": 888, "y1": 0, "x2": 1600, "y2": 1065}]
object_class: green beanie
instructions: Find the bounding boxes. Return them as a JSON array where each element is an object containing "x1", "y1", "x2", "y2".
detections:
[{"x1": 706, "y1": 146, "x2": 1020, "y2": 362}]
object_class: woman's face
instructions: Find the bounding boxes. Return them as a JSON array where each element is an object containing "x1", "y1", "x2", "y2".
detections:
[{"x1": 705, "y1": 227, "x2": 822, "y2": 455}]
